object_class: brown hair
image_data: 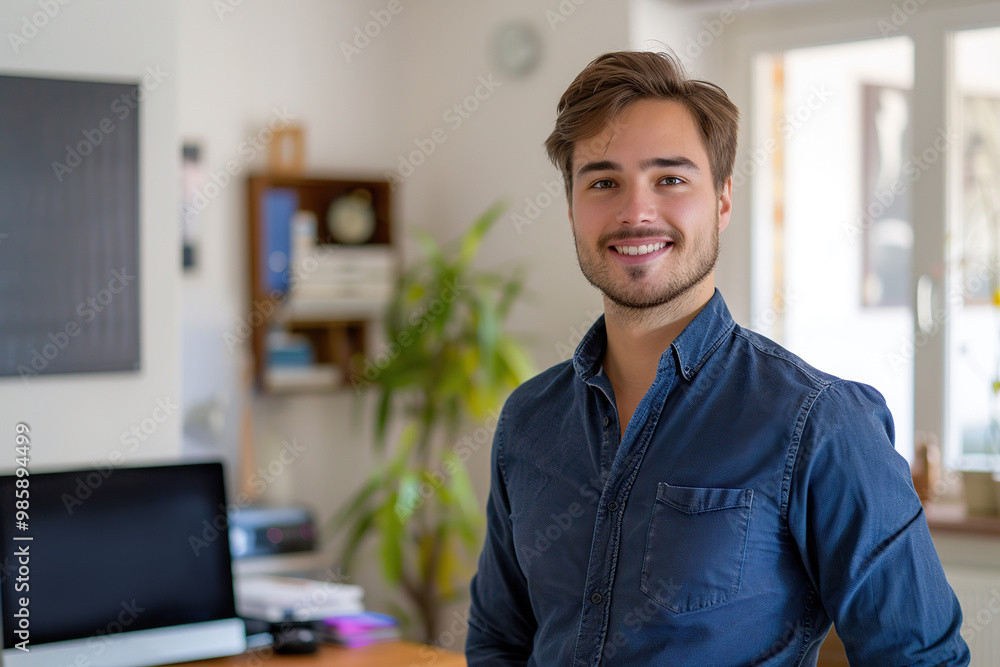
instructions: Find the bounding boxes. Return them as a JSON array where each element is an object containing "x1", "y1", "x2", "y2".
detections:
[{"x1": 545, "y1": 50, "x2": 739, "y2": 196}]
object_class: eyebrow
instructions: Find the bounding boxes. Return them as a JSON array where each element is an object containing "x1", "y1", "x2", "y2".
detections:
[{"x1": 575, "y1": 156, "x2": 701, "y2": 180}]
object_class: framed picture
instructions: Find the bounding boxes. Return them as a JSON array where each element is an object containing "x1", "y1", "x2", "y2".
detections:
[
  {"x1": 960, "y1": 95, "x2": 1000, "y2": 303},
  {"x1": 861, "y1": 83, "x2": 912, "y2": 308}
]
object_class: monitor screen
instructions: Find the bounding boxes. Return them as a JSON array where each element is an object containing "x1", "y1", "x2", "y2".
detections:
[{"x1": 0, "y1": 462, "x2": 244, "y2": 664}]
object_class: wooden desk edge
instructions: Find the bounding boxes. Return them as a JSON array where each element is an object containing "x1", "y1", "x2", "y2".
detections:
[{"x1": 174, "y1": 641, "x2": 466, "y2": 666}]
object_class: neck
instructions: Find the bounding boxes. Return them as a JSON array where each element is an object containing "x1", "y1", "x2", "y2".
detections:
[{"x1": 601, "y1": 278, "x2": 715, "y2": 396}]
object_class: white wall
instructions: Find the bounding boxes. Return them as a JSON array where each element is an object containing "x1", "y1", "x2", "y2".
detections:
[
  {"x1": 175, "y1": 0, "x2": 634, "y2": 642},
  {"x1": 176, "y1": 0, "x2": 410, "y2": 496},
  {"x1": 0, "y1": 0, "x2": 180, "y2": 470},
  {"x1": 632, "y1": 0, "x2": 744, "y2": 317},
  {"x1": 392, "y1": 0, "x2": 630, "y2": 372}
]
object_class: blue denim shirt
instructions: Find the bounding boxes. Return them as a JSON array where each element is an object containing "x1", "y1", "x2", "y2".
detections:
[{"x1": 467, "y1": 290, "x2": 969, "y2": 666}]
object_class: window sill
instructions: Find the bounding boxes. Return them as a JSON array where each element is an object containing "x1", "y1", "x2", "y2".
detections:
[{"x1": 924, "y1": 501, "x2": 1000, "y2": 537}]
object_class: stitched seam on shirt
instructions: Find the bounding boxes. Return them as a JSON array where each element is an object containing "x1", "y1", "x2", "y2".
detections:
[
  {"x1": 573, "y1": 314, "x2": 606, "y2": 380},
  {"x1": 779, "y1": 383, "x2": 828, "y2": 533},
  {"x1": 675, "y1": 318, "x2": 735, "y2": 377},
  {"x1": 496, "y1": 410, "x2": 509, "y2": 489},
  {"x1": 733, "y1": 327, "x2": 833, "y2": 388},
  {"x1": 793, "y1": 586, "x2": 815, "y2": 665}
]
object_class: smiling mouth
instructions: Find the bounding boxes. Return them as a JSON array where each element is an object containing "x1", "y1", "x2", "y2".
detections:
[{"x1": 611, "y1": 241, "x2": 670, "y2": 256}]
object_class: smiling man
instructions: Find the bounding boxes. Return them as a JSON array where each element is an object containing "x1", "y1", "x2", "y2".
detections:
[{"x1": 465, "y1": 51, "x2": 969, "y2": 665}]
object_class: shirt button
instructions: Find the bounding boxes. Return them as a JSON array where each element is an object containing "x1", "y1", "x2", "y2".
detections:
[
  {"x1": 602, "y1": 416, "x2": 610, "y2": 427},
  {"x1": 607, "y1": 501, "x2": 618, "y2": 512},
  {"x1": 590, "y1": 592, "x2": 603, "y2": 605}
]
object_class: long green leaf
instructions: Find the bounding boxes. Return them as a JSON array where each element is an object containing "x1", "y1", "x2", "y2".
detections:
[
  {"x1": 339, "y1": 507, "x2": 378, "y2": 572},
  {"x1": 498, "y1": 338, "x2": 538, "y2": 383},
  {"x1": 457, "y1": 201, "x2": 505, "y2": 270},
  {"x1": 373, "y1": 389, "x2": 393, "y2": 452},
  {"x1": 377, "y1": 498, "x2": 404, "y2": 585},
  {"x1": 328, "y1": 468, "x2": 383, "y2": 533},
  {"x1": 476, "y1": 294, "x2": 499, "y2": 383}
]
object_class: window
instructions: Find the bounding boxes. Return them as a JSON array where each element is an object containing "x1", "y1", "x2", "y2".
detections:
[{"x1": 736, "y1": 4, "x2": 1000, "y2": 472}]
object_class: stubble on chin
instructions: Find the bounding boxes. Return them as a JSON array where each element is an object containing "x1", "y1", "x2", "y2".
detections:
[{"x1": 572, "y1": 220, "x2": 719, "y2": 315}]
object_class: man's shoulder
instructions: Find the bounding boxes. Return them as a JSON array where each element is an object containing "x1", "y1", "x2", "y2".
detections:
[
  {"x1": 502, "y1": 358, "x2": 578, "y2": 415},
  {"x1": 730, "y1": 323, "x2": 889, "y2": 411},
  {"x1": 730, "y1": 324, "x2": 841, "y2": 388}
]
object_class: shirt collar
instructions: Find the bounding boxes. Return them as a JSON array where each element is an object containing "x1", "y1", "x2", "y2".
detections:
[{"x1": 572, "y1": 289, "x2": 736, "y2": 383}]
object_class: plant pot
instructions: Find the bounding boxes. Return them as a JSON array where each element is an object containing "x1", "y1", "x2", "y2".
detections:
[{"x1": 963, "y1": 471, "x2": 999, "y2": 517}]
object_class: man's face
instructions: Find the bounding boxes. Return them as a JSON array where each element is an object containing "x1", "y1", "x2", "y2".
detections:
[{"x1": 568, "y1": 98, "x2": 732, "y2": 311}]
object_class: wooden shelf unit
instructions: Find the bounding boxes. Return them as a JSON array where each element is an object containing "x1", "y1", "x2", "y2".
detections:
[{"x1": 246, "y1": 173, "x2": 393, "y2": 392}]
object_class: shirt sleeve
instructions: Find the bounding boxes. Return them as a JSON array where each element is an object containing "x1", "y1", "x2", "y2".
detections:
[
  {"x1": 466, "y1": 409, "x2": 537, "y2": 665},
  {"x1": 787, "y1": 380, "x2": 970, "y2": 665}
]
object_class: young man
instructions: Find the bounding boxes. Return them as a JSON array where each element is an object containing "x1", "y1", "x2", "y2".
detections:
[{"x1": 466, "y1": 51, "x2": 969, "y2": 665}]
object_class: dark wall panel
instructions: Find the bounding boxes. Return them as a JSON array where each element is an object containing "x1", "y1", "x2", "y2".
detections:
[{"x1": 0, "y1": 74, "x2": 140, "y2": 379}]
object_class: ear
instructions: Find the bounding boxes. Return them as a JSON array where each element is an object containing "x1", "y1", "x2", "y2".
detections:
[
  {"x1": 717, "y1": 177, "x2": 733, "y2": 233},
  {"x1": 567, "y1": 201, "x2": 575, "y2": 232}
]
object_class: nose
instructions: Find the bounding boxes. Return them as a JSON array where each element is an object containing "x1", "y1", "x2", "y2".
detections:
[{"x1": 616, "y1": 183, "x2": 656, "y2": 226}]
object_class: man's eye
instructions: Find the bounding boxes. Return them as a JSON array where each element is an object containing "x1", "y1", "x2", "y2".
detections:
[
  {"x1": 590, "y1": 179, "x2": 616, "y2": 189},
  {"x1": 660, "y1": 176, "x2": 684, "y2": 185}
]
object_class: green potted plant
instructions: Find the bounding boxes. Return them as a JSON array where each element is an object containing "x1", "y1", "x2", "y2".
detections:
[{"x1": 329, "y1": 202, "x2": 536, "y2": 642}]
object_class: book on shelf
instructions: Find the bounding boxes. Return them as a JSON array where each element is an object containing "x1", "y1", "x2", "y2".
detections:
[{"x1": 320, "y1": 611, "x2": 401, "y2": 648}]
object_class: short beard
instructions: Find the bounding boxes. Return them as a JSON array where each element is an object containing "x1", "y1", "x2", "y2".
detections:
[{"x1": 574, "y1": 214, "x2": 720, "y2": 320}]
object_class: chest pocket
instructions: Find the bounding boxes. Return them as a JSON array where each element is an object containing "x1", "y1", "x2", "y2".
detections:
[{"x1": 640, "y1": 482, "x2": 753, "y2": 614}]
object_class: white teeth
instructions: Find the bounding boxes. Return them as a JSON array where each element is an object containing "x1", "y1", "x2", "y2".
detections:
[{"x1": 614, "y1": 241, "x2": 668, "y2": 256}]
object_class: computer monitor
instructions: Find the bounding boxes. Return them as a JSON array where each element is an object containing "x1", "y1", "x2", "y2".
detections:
[{"x1": 0, "y1": 462, "x2": 246, "y2": 666}]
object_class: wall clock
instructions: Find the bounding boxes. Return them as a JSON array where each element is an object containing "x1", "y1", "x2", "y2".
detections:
[{"x1": 491, "y1": 21, "x2": 542, "y2": 78}]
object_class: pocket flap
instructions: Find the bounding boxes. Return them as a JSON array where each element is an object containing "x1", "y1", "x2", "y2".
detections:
[{"x1": 656, "y1": 482, "x2": 753, "y2": 514}]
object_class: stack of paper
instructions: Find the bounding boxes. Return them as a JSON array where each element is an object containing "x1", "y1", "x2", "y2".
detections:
[
  {"x1": 288, "y1": 245, "x2": 396, "y2": 317},
  {"x1": 235, "y1": 575, "x2": 365, "y2": 622}
]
